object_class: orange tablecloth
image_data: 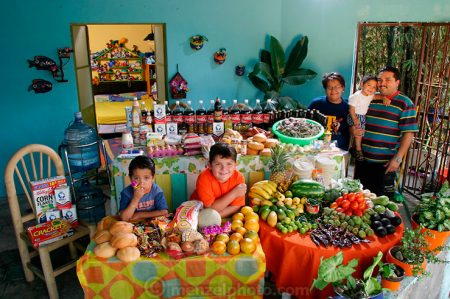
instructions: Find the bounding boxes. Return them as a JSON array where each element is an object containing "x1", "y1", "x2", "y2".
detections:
[
  {"x1": 77, "y1": 241, "x2": 266, "y2": 298},
  {"x1": 259, "y1": 220, "x2": 404, "y2": 299}
]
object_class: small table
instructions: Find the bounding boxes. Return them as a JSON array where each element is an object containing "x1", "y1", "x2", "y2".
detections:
[
  {"x1": 77, "y1": 241, "x2": 266, "y2": 298},
  {"x1": 259, "y1": 220, "x2": 404, "y2": 299}
]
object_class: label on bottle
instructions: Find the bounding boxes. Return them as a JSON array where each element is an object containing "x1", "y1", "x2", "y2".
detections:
[
  {"x1": 213, "y1": 122, "x2": 224, "y2": 138},
  {"x1": 132, "y1": 110, "x2": 141, "y2": 128},
  {"x1": 230, "y1": 113, "x2": 241, "y2": 124},
  {"x1": 172, "y1": 114, "x2": 183, "y2": 124},
  {"x1": 241, "y1": 113, "x2": 252, "y2": 124},
  {"x1": 252, "y1": 113, "x2": 264, "y2": 125},
  {"x1": 196, "y1": 114, "x2": 207, "y2": 124},
  {"x1": 214, "y1": 110, "x2": 223, "y2": 122}
]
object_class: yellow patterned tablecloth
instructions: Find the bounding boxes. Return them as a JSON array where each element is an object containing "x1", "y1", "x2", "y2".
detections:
[{"x1": 77, "y1": 241, "x2": 266, "y2": 298}]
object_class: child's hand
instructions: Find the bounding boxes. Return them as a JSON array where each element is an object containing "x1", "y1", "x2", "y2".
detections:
[
  {"x1": 382, "y1": 97, "x2": 391, "y2": 106},
  {"x1": 233, "y1": 183, "x2": 247, "y2": 198},
  {"x1": 133, "y1": 184, "x2": 146, "y2": 201}
]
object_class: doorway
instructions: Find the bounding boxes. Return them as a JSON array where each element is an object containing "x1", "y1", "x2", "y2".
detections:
[{"x1": 71, "y1": 23, "x2": 167, "y2": 134}]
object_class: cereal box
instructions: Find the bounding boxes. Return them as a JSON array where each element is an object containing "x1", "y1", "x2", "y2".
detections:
[
  {"x1": 62, "y1": 206, "x2": 79, "y2": 228},
  {"x1": 30, "y1": 176, "x2": 67, "y2": 223},
  {"x1": 26, "y1": 219, "x2": 74, "y2": 248},
  {"x1": 54, "y1": 186, "x2": 72, "y2": 210}
]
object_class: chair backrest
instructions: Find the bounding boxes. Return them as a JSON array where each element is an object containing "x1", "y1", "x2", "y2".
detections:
[{"x1": 4, "y1": 144, "x2": 65, "y2": 232}]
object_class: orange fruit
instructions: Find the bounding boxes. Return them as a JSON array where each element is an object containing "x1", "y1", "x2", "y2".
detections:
[
  {"x1": 244, "y1": 230, "x2": 259, "y2": 243},
  {"x1": 231, "y1": 219, "x2": 244, "y2": 231},
  {"x1": 232, "y1": 212, "x2": 245, "y2": 222},
  {"x1": 240, "y1": 206, "x2": 253, "y2": 215},
  {"x1": 227, "y1": 240, "x2": 241, "y2": 255},
  {"x1": 244, "y1": 218, "x2": 260, "y2": 232},
  {"x1": 211, "y1": 240, "x2": 227, "y2": 255},
  {"x1": 229, "y1": 232, "x2": 243, "y2": 242},
  {"x1": 235, "y1": 226, "x2": 247, "y2": 236},
  {"x1": 244, "y1": 212, "x2": 259, "y2": 222},
  {"x1": 239, "y1": 238, "x2": 257, "y2": 254},
  {"x1": 215, "y1": 233, "x2": 230, "y2": 243}
]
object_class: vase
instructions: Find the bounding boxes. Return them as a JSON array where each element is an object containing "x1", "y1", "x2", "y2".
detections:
[
  {"x1": 411, "y1": 214, "x2": 450, "y2": 252},
  {"x1": 380, "y1": 265, "x2": 405, "y2": 292},
  {"x1": 386, "y1": 245, "x2": 426, "y2": 277}
]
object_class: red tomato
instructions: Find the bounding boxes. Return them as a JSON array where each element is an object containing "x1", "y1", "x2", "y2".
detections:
[
  {"x1": 330, "y1": 202, "x2": 338, "y2": 209},
  {"x1": 347, "y1": 193, "x2": 356, "y2": 202},
  {"x1": 341, "y1": 200, "x2": 350, "y2": 209},
  {"x1": 359, "y1": 202, "x2": 367, "y2": 210},
  {"x1": 342, "y1": 194, "x2": 349, "y2": 201},
  {"x1": 355, "y1": 194, "x2": 364, "y2": 203},
  {"x1": 335, "y1": 197, "x2": 343, "y2": 205},
  {"x1": 336, "y1": 207, "x2": 344, "y2": 213},
  {"x1": 350, "y1": 201, "x2": 359, "y2": 210},
  {"x1": 353, "y1": 210, "x2": 363, "y2": 217},
  {"x1": 345, "y1": 210, "x2": 353, "y2": 216}
]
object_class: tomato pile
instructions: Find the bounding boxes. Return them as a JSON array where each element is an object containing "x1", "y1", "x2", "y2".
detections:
[{"x1": 330, "y1": 192, "x2": 367, "y2": 216}]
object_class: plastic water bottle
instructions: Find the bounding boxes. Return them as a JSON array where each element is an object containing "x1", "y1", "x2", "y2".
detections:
[{"x1": 63, "y1": 112, "x2": 100, "y2": 173}]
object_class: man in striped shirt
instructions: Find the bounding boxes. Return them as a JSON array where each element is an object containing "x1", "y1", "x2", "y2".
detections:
[{"x1": 354, "y1": 66, "x2": 418, "y2": 197}]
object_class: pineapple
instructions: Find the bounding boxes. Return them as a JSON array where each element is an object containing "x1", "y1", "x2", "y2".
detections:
[{"x1": 269, "y1": 144, "x2": 294, "y2": 192}]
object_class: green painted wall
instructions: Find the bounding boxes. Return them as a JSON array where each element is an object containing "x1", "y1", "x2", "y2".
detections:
[{"x1": 0, "y1": 0, "x2": 448, "y2": 198}]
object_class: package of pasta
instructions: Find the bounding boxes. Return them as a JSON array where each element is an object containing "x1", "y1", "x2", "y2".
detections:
[{"x1": 170, "y1": 200, "x2": 203, "y2": 231}]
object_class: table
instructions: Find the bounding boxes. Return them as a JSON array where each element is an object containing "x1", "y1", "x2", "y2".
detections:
[
  {"x1": 77, "y1": 241, "x2": 266, "y2": 298},
  {"x1": 104, "y1": 138, "x2": 348, "y2": 215},
  {"x1": 259, "y1": 220, "x2": 404, "y2": 299}
]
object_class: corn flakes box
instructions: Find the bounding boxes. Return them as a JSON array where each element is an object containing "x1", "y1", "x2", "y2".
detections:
[{"x1": 30, "y1": 176, "x2": 67, "y2": 223}]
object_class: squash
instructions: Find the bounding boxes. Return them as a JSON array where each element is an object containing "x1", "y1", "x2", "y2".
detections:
[{"x1": 197, "y1": 208, "x2": 222, "y2": 228}]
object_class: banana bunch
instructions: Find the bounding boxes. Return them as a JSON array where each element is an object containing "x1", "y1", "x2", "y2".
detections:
[{"x1": 248, "y1": 180, "x2": 277, "y2": 205}]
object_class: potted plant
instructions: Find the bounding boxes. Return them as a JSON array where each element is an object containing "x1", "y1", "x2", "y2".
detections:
[
  {"x1": 248, "y1": 35, "x2": 317, "y2": 110},
  {"x1": 386, "y1": 227, "x2": 449, "y2": 277},
  {"x1": 412, "y1": 181, "x2": 450, "y2": 251},
  {"x1": 311, "y1": 251, "x2": 384, "y2": 299},
  {"x1": 378, "y1": 263, "x2": 404, "y2": 292}
]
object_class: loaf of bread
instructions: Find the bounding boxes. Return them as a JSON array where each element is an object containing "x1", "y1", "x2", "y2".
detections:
[
  {"x1": 247, "y1": 148, "x2": 260, "y2": 155},
  {"x1": 259, "y1": 148, "x2": 272, "y2": 156},
  {"x1": 93, "y1": 242, "x2": 117, "y2": 258},
  {"x1": 264, "y1": 138, "x2": 279, "y2": 148},
  {"x1": 253, "y1": 133, "x2": 268, "y2": 143},
  {"x1": 116, "y1": 246, "x2": 141, "y2": 262},
  {"x1": 110, "y1": 232, "x2": 138, "y2": 249},
  {"x1": 109, "y1": 221, "x2": 134, "y2": 235},
  {"x1": 97, "y1": 216, "x2": 118, "y2": 231},
  {"x1": 94, "y1": 229, "x2": 111, "y2": 244},
  {"x1": 248, "y1": 141, "x2": 265, "y2": 151}
]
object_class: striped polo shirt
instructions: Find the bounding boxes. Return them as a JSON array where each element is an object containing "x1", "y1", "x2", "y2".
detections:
[{"x1": 362, "y1": 92, "x2": 418, "y2": 163}]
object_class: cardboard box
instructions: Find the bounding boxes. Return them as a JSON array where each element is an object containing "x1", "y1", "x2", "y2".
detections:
[
  {"x1": 26, "y1": 219, "x2": 74, "y2": 248},
  {"x1": 62, "y1": 206, "x2": 79, "y2": 228},
  {"x1": 30, "y1": 176, "x2": 67, "y2": 223},
  {"x1": 45, "y1": 209, "x2": 61, "y2": 221},
  {"x1": 54, "y1": 186, "x2": 72, "y2": 210}
]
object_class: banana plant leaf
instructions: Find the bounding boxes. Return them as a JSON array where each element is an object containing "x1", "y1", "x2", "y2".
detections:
[
  {"x1": 285, "y1": 36, "x2": 309, "y2": 74},
  {"x1": 282, "y1": 68, "x2": 317, "y2": 85},
  {"x1": 270, "y1": 36, "x2": 285, "y2": 78}
]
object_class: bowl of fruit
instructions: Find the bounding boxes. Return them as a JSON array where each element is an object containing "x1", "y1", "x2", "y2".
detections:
[{"x1": 272, "y1": 117, "x2": 324, "y2": 145}]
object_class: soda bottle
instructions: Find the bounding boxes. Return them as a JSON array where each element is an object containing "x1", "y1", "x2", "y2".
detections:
[
  {"x1": 196, "y1": 100, "x2": 207, "y2": 134},
  {"x1": 222, "y1": 100, "x2": 233, "y2": 130},
  {"x1": 172, "y1": 101, "x2": 186, "y2": 135},
  {"x1": 229, "y1": 99, "x2": 241, "y2": 132},
  {"x1": 206, "y1": 99, "x2": 214, "y2": 134},
  {"x1": 240, "y1": 99, "x2": 252, "y2": 133},
  {"x1": 165, "y1": 101, "x2": 173, "y2": 123},
  {"x1": 140, "y1": 101, "x2": 153, "y2": 132},
  {"x1": 214, "y1": 97, "x2": 223, "y2": 122},
  {"x1": 252, "y1": 99, "x2": 263, "y2": 129},
  {"x1": 263, "y1": 99, "x2": 276, "y2": 131},
  {"x1": 184, "y1": 100, "x2": 196, "y2": 133}
]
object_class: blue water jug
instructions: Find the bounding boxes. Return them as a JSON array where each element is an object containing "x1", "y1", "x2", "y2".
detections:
[{"x1": 63, "y1": 112, "x2": 100, "y2": 172}]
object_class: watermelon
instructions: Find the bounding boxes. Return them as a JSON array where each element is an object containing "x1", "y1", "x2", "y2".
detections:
[{"x1": 289, "y1": 179, "x2": 325, "y2": 199}]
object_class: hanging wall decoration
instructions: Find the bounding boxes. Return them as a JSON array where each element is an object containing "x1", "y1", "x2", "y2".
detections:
[
  {"x1": 213, "y1": 48, "x2": 227, "y2": 64},
  {"x1": 235, "y1": 65, "x2": 246, "y2": 76},
  {"x1": 190, "y1": 35, "x2": 208, "y2": 50},
  {"x1": 169, "y1": 64, "x2": 189, "y2": 99},
  {"x1": 28, "y1": 79, "x2": 53, "y2": 93},
  {"x1": 27, "y1": 47, "x2": 74, "y2": 85}
]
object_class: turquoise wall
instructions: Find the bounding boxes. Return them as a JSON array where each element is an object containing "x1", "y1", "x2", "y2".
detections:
[{"x1": 1, "y1": 0, "x2": 448, "y2": 198}]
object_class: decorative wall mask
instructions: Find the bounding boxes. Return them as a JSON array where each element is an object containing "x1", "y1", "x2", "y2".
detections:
[
  {"x1": 169, "y1": 64, "x2": 189, "y2": 99},
  {"x1": 214, "y1": 48, "x2": 227, "y2": 64},
  {"x1": 235, "y1": 65, "x2": 245, "y2": 76},
  {"x1": 190, "y1": 35, "x2": 208, "y2": 50}
]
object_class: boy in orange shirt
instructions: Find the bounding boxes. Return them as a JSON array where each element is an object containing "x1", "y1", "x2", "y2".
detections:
[{"x1": 190, "y1": 142, "x2": 247, "y2": 217}]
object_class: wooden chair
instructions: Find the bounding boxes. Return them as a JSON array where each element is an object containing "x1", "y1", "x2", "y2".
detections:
[{"x1": 4, "y1": 144, "x2": 91, "y2": 299}]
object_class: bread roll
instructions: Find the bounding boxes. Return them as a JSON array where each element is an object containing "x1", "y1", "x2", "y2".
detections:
[
  {"x1": 97, "y1": 216, "x2": 118, "y2": 231},
  {"x1": 94, "y1": 229, "x2": 111, "y2": 244},
  {"x1": 253, "y1": 133, "x2": 268, "y2": 143},
  {"x1": 116, "y1": 246, "x2": 141, "y2": 262},
  {"x1": 247, "y1": 148, "x2": 259, "y2": 155},
  {"x1": 110, "y1": 232, "x2": 138, "y2": 249},
  {"x1": 248, "y1": 141, "x2": 265, "y2": 151},
  {"x1": 259, "y1": 148, "x2": 272, "y2": 156},
  {"x1": 109, "y1": 221, "x2": 134, "y2": 235},
  {"x1": 264, "y1": 138, "x2": 279, "y2": 148},
  {"x1": 93, "y1": 242, "x2": 117, "y2": 258}
]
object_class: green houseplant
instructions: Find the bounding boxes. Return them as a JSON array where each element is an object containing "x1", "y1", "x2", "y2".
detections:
[
  {"x1": 386, "y1": 227, "x2": 449, "y2": 277},
  {"x1": 378, "y1": 262, "x2": 404, "y2": 291},
  {"x1": 248, "y1": 35, "x2": 317, "y2": 109},
  {"x1": 311, "y1": 251, "x2": 383, "y2": 298}
]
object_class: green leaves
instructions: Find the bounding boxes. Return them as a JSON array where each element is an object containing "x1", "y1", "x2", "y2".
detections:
[
  {"x1": 285, "y1": 36, "x2": 309, "y2": 74},
  {"x1": 270, "y1": 36, "x2": 285, "y2": 78},
  {"x1": 282, "y1": 68, "x2": 317, "y2": 85}
]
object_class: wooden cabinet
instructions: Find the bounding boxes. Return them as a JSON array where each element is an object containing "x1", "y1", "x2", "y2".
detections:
[{"x1": 145, "y1": 63, "x2": 157, "y2": 96}]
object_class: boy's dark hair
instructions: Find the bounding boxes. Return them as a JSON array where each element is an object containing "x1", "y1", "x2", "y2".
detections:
[
  {"x1": 322, "y1": 72, "x2": 346, "y2": 89},
  {"x1": 361, "y1": 74, "x2": 377, "y2": 85},
  {"x1": 209, "y1": 142, "x2": 237, "y2": 163},
  {"x1": 128, "y1": 155, "x2": 155, "y2": 177},
  {"x1": 378, "y1": 66, "x2": 400, "y2": 81}
]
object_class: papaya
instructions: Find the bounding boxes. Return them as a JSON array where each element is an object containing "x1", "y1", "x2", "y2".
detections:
[{"x1": 267, "y1": 211, "x2": 278, "y2": 227}]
